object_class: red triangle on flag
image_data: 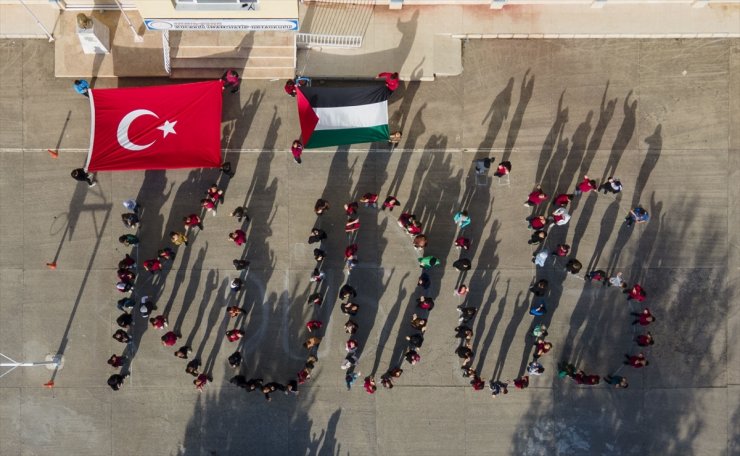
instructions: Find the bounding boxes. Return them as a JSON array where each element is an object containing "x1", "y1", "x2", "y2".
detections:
[{"x1": 296, "y1": 87, "x2": 319, "y2": 146}]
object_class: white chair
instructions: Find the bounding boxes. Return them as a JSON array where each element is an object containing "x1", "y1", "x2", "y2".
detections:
[{"x1": 475, "y1": 173, "x2": 490, "y2": 186}]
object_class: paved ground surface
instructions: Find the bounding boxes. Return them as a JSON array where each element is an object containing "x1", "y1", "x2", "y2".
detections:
[{"x1": 1, "y1": 38, "x2": 739, "y2": 455}]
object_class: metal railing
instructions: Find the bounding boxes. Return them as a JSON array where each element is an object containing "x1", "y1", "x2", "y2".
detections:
[
  {"x1": 162, "y1": 30, "x2": 171, "y2": 74},
  {"x1": 18, "y1": 0, "x2": 55, "y2": 41},
  {"x1": 296, "y1": 33, "x2": 362, "y2": 48},
  {"x1": 113, "y1": 0, "x2": 143, "y2": 41}
]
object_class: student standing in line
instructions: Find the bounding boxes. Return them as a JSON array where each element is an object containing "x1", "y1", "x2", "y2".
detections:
[
  {"x1": 624, "y1": 353, "x2": 649, "y2": 368},
  {"x1": 183, "y1": 214, "x2": 204, "y2": 231},
  {"x1": 631, "y1": 308, "x2": 655, "y2": 326},
  {"x1": 574, "y1": 175, "x2": 597, "y2": 196},
  {"x1": 599, "y1": 177, "x2": 623, "y2": 194},
  {"x1": 635, "y1": 332, "x2": 654, "y2": 347},
  {"x1": 382, "y1": 196, "x2": 400, "y2": 211},
  {"x1": 525, "y1": 186, "x2": 548, "y2": 207}
]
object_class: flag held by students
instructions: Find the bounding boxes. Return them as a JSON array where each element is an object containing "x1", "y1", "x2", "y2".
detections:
[
  {"x1": 85, "y1": 81, "x2": 223, "y2": 172},
  {"x1": 297, "y1": 84, "x2": 391, "y2": 149}
]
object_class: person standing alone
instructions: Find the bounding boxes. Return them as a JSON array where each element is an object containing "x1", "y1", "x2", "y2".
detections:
[
  {"x1": 71, "y1": 168, "x2": 96, "y2": 187},
  {"x1": 74, "y1": 79, "x2": 90, "y2": 97},
  {"x1": 291, "y1": 140, "x2": 303, "y2": 164}
]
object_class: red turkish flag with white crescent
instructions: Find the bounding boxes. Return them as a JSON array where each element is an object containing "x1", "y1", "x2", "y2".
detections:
[{"x1": 85, "y1": 81, "x2": 223, "y2": 172}]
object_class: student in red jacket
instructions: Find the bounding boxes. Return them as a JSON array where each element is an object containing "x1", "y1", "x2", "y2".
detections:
[
  {"x1": 382, "y1": 195, "x2": 401, "y2": 211},
  {"x1": 149, "y1": 315, "x2": 168, "y2": 330},
  {"x1": 470, "y1": 374, "x2": 486, "y2": 391},
  {"x1": 345, "y1": 218, "x2": 360, "y2": 233},
  {"x1": 575, "y1": 175, "x2": 597, "y2": 196},
  {"x1": 525, "y1": 186, "x2": 548, "y2": 207},
  {"x1": 626, "y1": 284, "x2": 647, "y2": 302},
  {"x1": 226, "y1": 329, "x2": 244, "y2": 342},
  {"x1": 143, "y1": 258, "x2": 162, "y2": 274},
  {"x1": 364, "y1": 376, "x2": 377, "y2": 394},
  {"x1": 221, "y1": 69, "x2": 240, "y2": 93},
  {"x1": 528, "y1": 215, "x2": 547, "y2": 230},
  {"x1": 573, "y1": 370, "x2": 600, "y2": 385},
  {"x1": 183, "y1": 214, "x2": 204, "y2": 231},
  {"x1": 344, "y1": 201, "x2": 359, "y2": 216},
  {"x1": 494, "y1": 161, "x2": 511, "y2": 177},
  {"x1": 631, "y1": 308, "x2": 655, "y2": 326},
  {"x1": 161, "y1": 331, "x2": 179, "y2": 347},
  {"x1": 291, "y1": 140, "x2": 303, "y2": 164},
  {"x1": 552, "y1": 243, "x2": 570, "y2": 257},
  {"x1": 553, "y1": 193, "x2": 574, "y2": 207},
  {"x1": 284, "y1": 79, "x2": 297, "y2": 97},
  {"x1": 624, "y1": 353, "x2": 649, "y2": 368},
  {"x1": 635, "y1": 332, "x2": 654, "y2": 347},
  {"x1": 378, "y1": 72, "x2": 399, "y2": 91},
  {"x1": 229, "y1": 229, "x2": 247, "y2": 246},
  {"x1": 360, "y1": 193, "x2": 378, "y2": 208},
  {"x1": 306, "y1": 320, "x2": 323, "y2": 332}
]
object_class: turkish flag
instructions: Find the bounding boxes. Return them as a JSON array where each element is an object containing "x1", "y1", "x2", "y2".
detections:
[{"x1": 85, "y1": 81, "x2": 223, "y2": 172}]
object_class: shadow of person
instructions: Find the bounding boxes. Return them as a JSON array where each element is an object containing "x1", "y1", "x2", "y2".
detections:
[
  {"x1": 602, "y1": 89, "x2": 636, "y2": 182},
  {"x1": 582, "y1": 82, "x2": 618, "y2": 177},
  {"x1": 479, "y1": 77, "x2": 514, "y2": 151},
  {"x1": 503, "y1": 69, "x2": 535, "y2": 161},
  {"x1": 535, "y1": 90, "x2": 569, "y2": 184},
  {"x1": 632, "y1": 124, "x2": 662, "y2": 208}
]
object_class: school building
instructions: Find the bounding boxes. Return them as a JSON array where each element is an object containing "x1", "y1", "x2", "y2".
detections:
[{"x1": 1, "y1": 0, "x2": 739, "y2": 80}]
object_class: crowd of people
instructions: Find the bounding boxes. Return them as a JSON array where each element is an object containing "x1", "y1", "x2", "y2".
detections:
[
  {"x1": 105, "y1": 162, "x2": 654, "y2": 395},
  {"x1": 105, "y1": 159, "x2": 419, "y2": 396},
  {"x1": 105, "y1": 184, "x2": 293, "y2": 396},
  {"x1": 87, "y1": 73, "x2": 415, "y2": 393},
  {"x1": 520, "y1": 172, "x2": 654, "y2": 391},
  {"x1": 365, "y1": 195, "x2": 435, "y2": 391},
  {"x1": 420, "y1": 161, "x2": 656, "y2": 396},
  {"x1": 298, "y1": 190, "x2": 458, "y2": 393},
  {"x1": 96, "y1": 71, "x2": 655, "y2": 396},
  {"x1": 304, "y1": 193, "x2": 422, "y2": 393},
  {"x1": 449, "y1": 160, "x2": 534, "y2": 394}
]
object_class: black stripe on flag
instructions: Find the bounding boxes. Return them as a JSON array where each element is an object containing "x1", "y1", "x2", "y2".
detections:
[{"x1": 300, "y1": 83, "x2": 391, "y2": 109}]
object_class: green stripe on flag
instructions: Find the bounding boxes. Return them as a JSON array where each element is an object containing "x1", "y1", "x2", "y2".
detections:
[{"x1": 305, "y1": 125, "x2": 390, "y2": 149}]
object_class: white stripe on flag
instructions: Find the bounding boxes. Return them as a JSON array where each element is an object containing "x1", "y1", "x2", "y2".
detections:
[{"x1": 314, "y1": 100, "x2": 388, "y2": 131}]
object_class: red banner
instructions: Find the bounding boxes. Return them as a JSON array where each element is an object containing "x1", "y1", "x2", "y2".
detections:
[{"x1": 85, "y1": 81, "x2": 223, "y2": 172}]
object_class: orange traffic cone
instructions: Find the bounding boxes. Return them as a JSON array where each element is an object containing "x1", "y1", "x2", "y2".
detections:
[
  {"x1": 43, "y1": 380, "x2": 54, "y2": 388},
  {"x1": 46, "y1": 262, "x2": 57, "y2": 270},
  {"x1": 48, "y1": 149, "x2": 59, "y2": 159}
]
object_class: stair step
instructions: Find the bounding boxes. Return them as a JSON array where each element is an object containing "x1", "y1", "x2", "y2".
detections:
[
  {"x1": 171, "y1": 56, "x2": 294, "y2": 69},
  {"x1": 170, "y1": 30, "x2": 295, "y2": 48},
  {"x1": 170, "y1": 67, "x2": 295, "y2": 80},
  {"x1": 172, "y1": 46, "x2": 294, "y2": 59}
]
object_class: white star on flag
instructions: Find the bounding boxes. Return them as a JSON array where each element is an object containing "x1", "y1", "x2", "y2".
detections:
[{"x1": 157, "y1": 120, "x2": 177, "y2": 138}]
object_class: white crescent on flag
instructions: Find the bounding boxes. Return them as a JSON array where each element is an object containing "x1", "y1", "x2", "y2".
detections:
[{"x1": 117, "y1": 109, "x2": 159, "y2": 151}]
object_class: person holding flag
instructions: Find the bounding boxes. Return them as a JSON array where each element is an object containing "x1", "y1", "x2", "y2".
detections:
[
  {"x1": 291, "y1": 139, "x2": 303, "y2": 164},
  {"x1": 378, "y1": 72, "x2": 399, "y2": 91}
]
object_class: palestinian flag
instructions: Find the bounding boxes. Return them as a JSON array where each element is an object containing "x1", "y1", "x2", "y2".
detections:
[{"x1": 297, "y1": 84, "x2": 391, "y2": 149}]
